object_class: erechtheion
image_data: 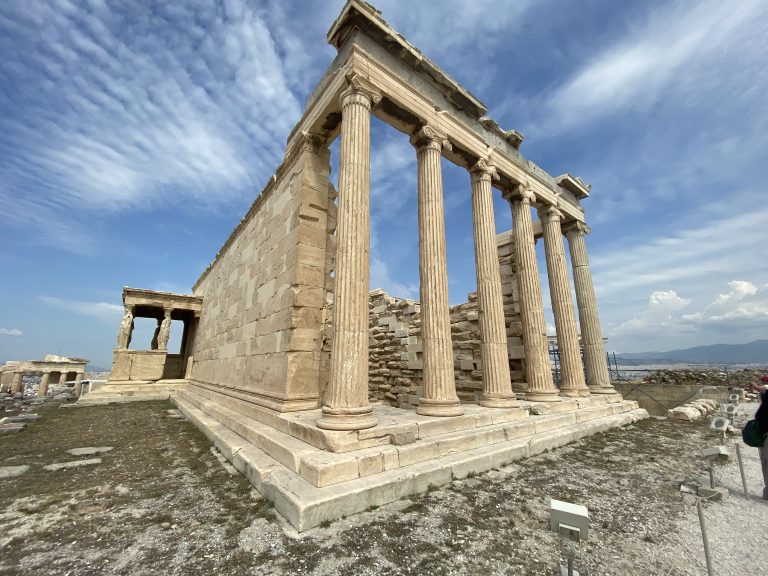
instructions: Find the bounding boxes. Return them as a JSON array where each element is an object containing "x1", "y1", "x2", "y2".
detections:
[
  {"x1": 85, "y1": 1, "x2": 647, "y2": 530},
  {"x1": 1, "y1": 355, "x2": 87, "y2": 396}
]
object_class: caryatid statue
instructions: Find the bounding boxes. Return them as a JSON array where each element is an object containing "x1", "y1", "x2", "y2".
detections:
[
  {"x1": 157, "y1": 309, "x2": 172, "y2": 351},
  {"x1": 116, "y1": 306, "x2": 134, "y2": 349}
]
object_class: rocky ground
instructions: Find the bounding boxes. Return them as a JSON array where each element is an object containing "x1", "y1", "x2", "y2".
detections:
[
  {"x1": 1, "y1": 400, "x2": 766, "y2": 575},
  {"x1": 640, "y1": 367, "x2": 767, "y2": 392}
]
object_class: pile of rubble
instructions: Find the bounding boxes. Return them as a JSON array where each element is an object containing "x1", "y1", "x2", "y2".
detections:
[
  {"x1": 0, "y1": 412, "x2": 40, "y2": 434},
  {"x1": 642, "y1": 368, "x2": 767, "y2": 391},
  {"x1": 667, "y1": 398, "x2": 719, "y2": 421}
]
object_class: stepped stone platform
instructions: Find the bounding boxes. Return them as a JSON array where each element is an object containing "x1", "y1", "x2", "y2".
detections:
[
  {"x1": 76, "y1": 379, "x2": 189, "y2": 405},
  {"x1": 173, "y1": 384, "x2": 647, "y2": 531}
]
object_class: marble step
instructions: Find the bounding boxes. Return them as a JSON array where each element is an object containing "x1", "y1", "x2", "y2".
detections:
[
  {"x1": 176, "y1": 387, "x2": 638, "y2": 489},
  {"x1": 77, "y1": 381, "x2": 188, "y2": 405},
  {"x1": 174, "y1": 393, "x2": 648, "y2": 532}
]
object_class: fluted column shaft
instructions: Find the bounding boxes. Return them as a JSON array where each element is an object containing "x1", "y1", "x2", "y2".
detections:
[
  {"x1": 38, "y1": 372, "x2": 50, "y2": 397},
  {"x1": 413, "y1": 127, "x2": 463, "y2": 416},
  {"x1": 565, "y1": 223, "x2": 615, "y2": 393},
  {"x1": 540, "y1": 205, "x2": 589, "y2": 397},
  {"x1": 470, "y1": 161, "x2": 518, "y2": 408},
  {"x1": 318, "y1": 80, "x2": 379, "y2": 431},
  {"x1": 506, "y1": 187, "x2": 559, "y2": 401}
]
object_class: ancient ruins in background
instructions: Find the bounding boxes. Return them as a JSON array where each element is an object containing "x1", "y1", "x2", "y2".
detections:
[
  {"x1": 1, "y1": 355, "x2": 87, "y2": 397},
  {"x1": 83, "y1": 1, "x2": 647, "y2": 530}
]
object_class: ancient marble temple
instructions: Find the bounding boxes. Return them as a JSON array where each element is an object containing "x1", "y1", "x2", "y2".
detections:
[{"x1": 93, "y1": 1, "x2": 646, "y2": 530}]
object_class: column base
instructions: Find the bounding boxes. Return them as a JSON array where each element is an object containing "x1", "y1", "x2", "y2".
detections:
[
  {"x1": 317, "y1": 406, "x2": 378, "y2": 431},
  {"x1": 526, "y1": 390, "x2": 561, "y2": 402},
  {"x1": 479, "y1": 394, "x2": 520, "y2": 408},
  {"x1": 417, "y1": 397, "x2": 464, "y2": 417},
  {"x1": 588, "y1": 386, "x2": 616, "y2": 395},
  {"x1": 559, "y1": 388, "x2": 591, "y2": 398}
]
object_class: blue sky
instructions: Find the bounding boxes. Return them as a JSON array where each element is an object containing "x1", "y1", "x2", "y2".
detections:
[{"x1": 1, "y1": 0, "x2": 767, "y2": 368}]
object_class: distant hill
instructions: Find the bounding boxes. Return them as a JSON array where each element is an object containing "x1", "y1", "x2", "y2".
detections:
[
  {"x1": 86, "y1": 365, "x2": 110, "y2": 373},
  {"x1": 616, "y1": 339, "x2": 768, "y2": 365}
]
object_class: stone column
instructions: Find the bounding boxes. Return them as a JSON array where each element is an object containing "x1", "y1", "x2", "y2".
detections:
[
  {"x1": 470, "y1": 160, "x2": 518, "y2": 408},
  {"x1": 412, "y1": 126, "x2": 463, "y2": 417},
  {"x1": 11, "y1": 372, "x2": 23, "y2": 394},
  {"x1": 58, "y1": 372, "x2": 67, "y2": 385},
  {"x1": 74, "y1": 372, "x2": 84, "y2": 396},
  {"x1": 565, "y1": 222, "x2": 615, "y2": 393},
  {"x1": 318, "y1": 75, "x2": 380, "y2": 431},
  {"x1": 504, "y1": 185, "x2": 559, "y2": 401},
  {"x1": 539, "y1": 204, "x2": 589, "y2": 397},
  {"x1": 38, "y1": 372, "x2": 50, "y2": 397}
]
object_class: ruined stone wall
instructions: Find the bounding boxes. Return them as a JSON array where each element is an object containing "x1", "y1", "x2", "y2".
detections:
[
  {"x1": 190, "y1": 142, "x2": 334, "y2": 411},
  {"x1": 360, "y1": 232, "x2": 526, "y2": 408}
]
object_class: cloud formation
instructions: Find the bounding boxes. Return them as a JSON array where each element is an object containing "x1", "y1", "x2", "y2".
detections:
[
  {"x1": 39, "y1": 296, "x2": 123, "y2": 322},
  {"x1": 0, "y1": 328, "x2": 23, "y2": 337},
  {"x1": 543, "y1": 0, "x2": 768, "y2": 132},
  {"x1": 0, "y1": 0, "x2": 305, "y2": 252},
  {"x1": 610, "y1": 281, "x2": 768, "y2": 349}
]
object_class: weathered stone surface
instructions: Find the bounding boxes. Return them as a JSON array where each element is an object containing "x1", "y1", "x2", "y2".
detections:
[
  {"x1": 43, "y1": 458, "x2": 102, "y2": 471},
  {"x1": 0, "y1": 465, "x2": 30, "y2": 478},
  {"x1": 66, "y1": 446, "x2": 114, "y2": 456}
]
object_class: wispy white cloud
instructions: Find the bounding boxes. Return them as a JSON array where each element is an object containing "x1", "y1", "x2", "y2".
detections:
[
  {"x1": 376, "y1": 0, "x2": 539, "y2": 71},
  {"x1": 0, "y1": 0, "x2": 306, "y2": 252},
  {"x1": 39, "y1": 296, "x2": 123, "y2": 322},
  {"x1": 542, "y1": 0, "x2": 768, "y2": 132},
  {"x1": 0, "y1": 328, "x2": 23, "y2": 337},
  {"x1": 371, "y1": 256, "x2": 418, "y2": 300},
  {"x1": 591, "y1": 199, "x2": 768, "y2": 301}
]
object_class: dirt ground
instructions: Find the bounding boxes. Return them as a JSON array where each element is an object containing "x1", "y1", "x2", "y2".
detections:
[{"x1": 1, "y1": 400, "x2": 766, "y2": 575}]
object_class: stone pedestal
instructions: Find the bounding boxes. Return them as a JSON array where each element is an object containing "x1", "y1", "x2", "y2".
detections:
[
  {"x1": 413, "y1": 127, "x2": 463, "y2": 417},
  {"x1": 318, "y1": 77, "x2": 379, "y2": 431},
  {"x1": 470, "y1": 160, "x2": 518, "y2": 408},
  {"x1": 109, "y1": 349, "x2": 166, "y2": 381},
  {"x1": 505, "y1": 186, "x2": 560, "y2": 402},
  {"x1": 38, "y1": 373, "x2": 50, "y2": 397},
  {"x1": 565, "y1": 223, "x2": 615, "y2": 393},
  {"x1": 540, "y1": 205, "x2": 589, "y2": 397}
]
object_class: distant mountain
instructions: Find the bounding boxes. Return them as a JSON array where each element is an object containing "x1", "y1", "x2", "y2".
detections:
[
  {"x1": 616, "y1": 339, "x2": 768, "y2": 365},
  {"x1": 86, "y1": 365, "x2": 110, "y2": 373}
]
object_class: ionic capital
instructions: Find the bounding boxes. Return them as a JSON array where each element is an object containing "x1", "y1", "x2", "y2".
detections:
[
  {"x1": 503, "y1": 182, "x2": 536, "y2": 205},
  {"x1": 340, "y1": 72, "x2": 382, "y2": 110},
  {"x1": 469, "y1": 158, "x2": 498, "y2": 183},
  {"x1": 538, "y1": 202, "x2": 564, "y2": 223},
  {"x1": 410, "y1": 124, "x2": 451, "y2": 153},
  {"x1": 562, "y1": 220, "x2": 591, "y2": 236}
]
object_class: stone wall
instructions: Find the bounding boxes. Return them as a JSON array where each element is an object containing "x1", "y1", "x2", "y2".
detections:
[
  {"x1": 190, "y1": 140, "x2": 334, "y2": 412},
  {"x1": 361, "y1": 231, "x2": 526, "y2": 409}
]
